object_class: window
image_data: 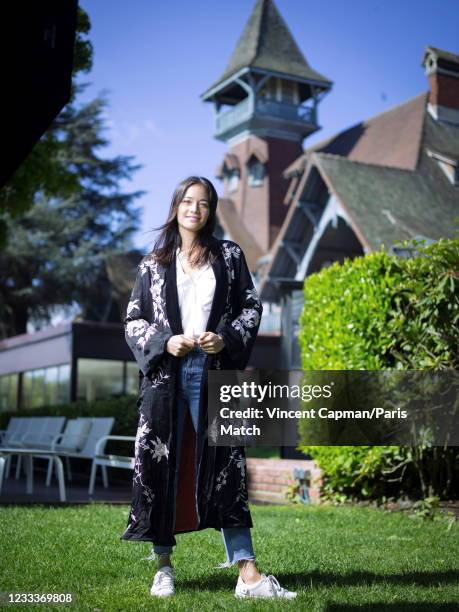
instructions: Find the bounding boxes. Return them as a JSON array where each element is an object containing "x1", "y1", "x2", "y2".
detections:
[
  {"x1": 0, "y1": 374, "x2": 18, "y2": 412},
  {"x1": 281, "y1": 80, "x2": 296, "y2": 104},
  {"x1": 126, "y1": 362, "x2": 141, "y2": 395},
  {"x1": 77, "y1": 359, "x2": 124, "y2": 402},
  {"x1": 247, "y1": 158, "x2": 265, "y2": 187},
  {"x1": 226, "y1": 169, "x2": 239, "y2": 192},
  {"x1": 258, "y1": 78, "x2": 276, "y2": 100},
  {"x1": 22, "y1": 364, "x2": 70, "y2": 409}
]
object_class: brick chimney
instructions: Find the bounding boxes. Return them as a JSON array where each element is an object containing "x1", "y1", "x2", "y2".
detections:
[{"x1": 422, "y1": 46, "x2": 459, "y2": 125}]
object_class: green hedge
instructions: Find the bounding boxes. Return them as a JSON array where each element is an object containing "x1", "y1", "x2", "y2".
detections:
[
  {"x1": 298, "y1": 237, "x2": 458, "y2": 370},
  {"x1": 297, "y1": 237, "x2": 459, "y2": 501}
]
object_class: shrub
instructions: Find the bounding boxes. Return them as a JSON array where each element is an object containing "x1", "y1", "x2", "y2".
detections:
[{"x1": 297, "y1": 237, "x2": 459, "y2": 501}]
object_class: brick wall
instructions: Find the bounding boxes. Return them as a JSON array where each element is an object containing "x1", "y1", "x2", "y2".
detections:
[{"x1": 246, "y1": 457, "x2": 322, "y2": 505}]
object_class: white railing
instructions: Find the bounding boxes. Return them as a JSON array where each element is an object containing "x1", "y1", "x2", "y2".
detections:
[
  {"x1": 215, "y1": 97, "x2": 316, "y2": 136},
  {"x1": 255, "y1": 98, "x2": 315, "y2": 123},
  {"x1": 216, "y1": 97, "x2": 252, "y2": 133}
]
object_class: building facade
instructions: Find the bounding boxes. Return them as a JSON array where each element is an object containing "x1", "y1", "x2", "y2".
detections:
[
  {"x1": 0, "y1": 321, "x2": 140, "y2": 411},
  {"x1": 259, "y1": 45, "x2": 459, "y2": 369},
  {"x1": 201, "y1": 0, "x2": 333, "y2": 338}
]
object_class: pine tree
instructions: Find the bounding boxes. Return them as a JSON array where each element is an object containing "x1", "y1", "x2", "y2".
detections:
[
  {"x1": 0, "y1": 10, "x2": 144, "y2": 337},
  {"x1": 0, "y1": 8, "x2": 94, "y2": 237}
]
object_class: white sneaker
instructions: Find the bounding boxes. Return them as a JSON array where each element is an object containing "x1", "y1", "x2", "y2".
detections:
[
  {"x1": 150, "y1": 565, "x2": 175, "y2": 597},
  {"x1": 235, "y1": 573, "x2": 297, "y2": 599}
]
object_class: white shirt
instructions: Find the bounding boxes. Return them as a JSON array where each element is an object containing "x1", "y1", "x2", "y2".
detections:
[{"x1": 176, "y1": 248, "x2": 216, "y2": 340}]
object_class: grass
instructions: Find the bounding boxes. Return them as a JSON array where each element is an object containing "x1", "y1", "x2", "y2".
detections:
[{"x1": 0, "y1": 503, "x2": 458, "y2": 611}]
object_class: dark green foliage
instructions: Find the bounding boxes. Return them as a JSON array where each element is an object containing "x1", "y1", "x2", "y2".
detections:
[
  {"x1": 298, "y1": 237, "x2": 458, "y2": 370},
  {"x1": 297, "y1": 237, "x2": 459, "y2": 501},
  {"x1": 0, "y1": 7, "x2": 143, "y2": 337},
  {"x1": 0, "y1": 92, "x2": 143, "y2": 337},
  {"x1": 0, "y1": 7, "x2": 94, "y2": 228}
]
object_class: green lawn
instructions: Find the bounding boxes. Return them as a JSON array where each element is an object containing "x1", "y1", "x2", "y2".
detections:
[{"x1": 0, "y1": 503, "x2": 458, "y2": 611}]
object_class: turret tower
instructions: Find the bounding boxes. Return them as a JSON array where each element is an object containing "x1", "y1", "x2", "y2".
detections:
[{"x1": 201, "y1": 0, "x2": 333, "y2": 267}]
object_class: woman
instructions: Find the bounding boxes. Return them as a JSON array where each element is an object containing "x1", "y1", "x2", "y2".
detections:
[{"x1": 120, "y1": 176, "x2": 296, "y2": 599}]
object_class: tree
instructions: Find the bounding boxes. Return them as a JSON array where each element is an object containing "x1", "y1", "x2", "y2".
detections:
[
  {"x1": 0, "y1": 8, "x2": 94, "y2": 242},
  {"x1": 0, "y1": 10, "x2": 144, "y2": 338}
]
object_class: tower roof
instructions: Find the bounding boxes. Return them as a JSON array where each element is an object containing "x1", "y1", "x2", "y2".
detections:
[{"x1": 202, "y1": 0, "x2": 332, "y2": 99}]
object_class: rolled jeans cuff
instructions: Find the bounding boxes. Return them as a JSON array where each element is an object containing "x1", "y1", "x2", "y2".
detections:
[
  {"x1": 214, "y1": 555, "x2": 256, "y2": 569},
  {"x1": 215, "y1": 527, "x2": 256, "y2": 569},
  {"x1": 143, "y1": 545, "x2": 173, "y2": 561}
]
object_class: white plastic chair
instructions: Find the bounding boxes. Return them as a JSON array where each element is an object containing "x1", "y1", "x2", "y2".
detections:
[
  {"x1": 88, "y1": 435, "x2": 135, "y2": 495},
  {"x1": 45, "y1": 418, "x2": 92, "y2": 486},
  {"x1": 0, "y1": 417, "x2": 33, "y2": 448},
  {"x1": 0, "y1": 455, "x2": 5, "y2": 494},
  {"x1": 21, "y1": 417, "x2": 66, "y2": 450},
  {"x1": 3, "y1": 417, "x2": 66, "y2": 479},
  {"x1": 47, "y1": 417, "x2": 115, "y2": 486}
]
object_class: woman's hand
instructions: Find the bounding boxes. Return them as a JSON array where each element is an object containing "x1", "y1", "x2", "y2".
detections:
[
  {"x1": 198, "y1": 331, "x2": 225, "y2": 354},
  {"x1": 166, "y1": 334, "x2": 196, "y2": 357}
]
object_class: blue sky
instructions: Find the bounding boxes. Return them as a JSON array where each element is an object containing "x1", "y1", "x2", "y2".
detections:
[{"x1": 78, "y1": 0, "x2": 459, "y2": 253}]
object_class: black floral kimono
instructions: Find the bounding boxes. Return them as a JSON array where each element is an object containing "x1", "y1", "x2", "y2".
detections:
[{"x1": 120, "y1": 238, "x2": 263, "y2": 546}]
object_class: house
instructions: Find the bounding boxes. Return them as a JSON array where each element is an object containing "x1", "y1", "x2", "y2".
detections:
[
  {"x1": 201, "y1": 0, "x2": 333, "y2": 338},
  {"x1": 200, "y1": 2, "x2": 459, "y2": 371},
  {"x1": 257, "y1": 45, "x2": 459, "y2": 368}
]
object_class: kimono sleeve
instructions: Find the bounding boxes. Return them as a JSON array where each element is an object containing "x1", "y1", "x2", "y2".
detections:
[
  {"x1": 124, "y1": 263, "x2": 173, "y2": 377},
  {"x1": 216, "y1": 248, "x2": 263, "y2": 370}
]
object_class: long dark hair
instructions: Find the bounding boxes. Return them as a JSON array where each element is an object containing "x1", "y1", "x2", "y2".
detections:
[{"x1": 150, "y1": 176, "x2": 219, "y2": 267}]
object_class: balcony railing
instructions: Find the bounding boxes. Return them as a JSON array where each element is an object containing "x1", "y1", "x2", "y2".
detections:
[
  {"x1": 215, "y1": 96, "x2": 316, "y2": 136},
  {"x1": 216, "y1": 97, "x2": 252, "y2": 134}
]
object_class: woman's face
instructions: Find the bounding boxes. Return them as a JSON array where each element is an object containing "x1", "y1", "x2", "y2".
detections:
[{"x1": 176, "y1": 183, "x2": 210, "y2": 234}]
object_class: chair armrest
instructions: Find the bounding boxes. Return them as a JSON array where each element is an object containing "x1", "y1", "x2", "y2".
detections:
[{"x1": 94, "y1": 435, "x2": 136, "y2": 456}]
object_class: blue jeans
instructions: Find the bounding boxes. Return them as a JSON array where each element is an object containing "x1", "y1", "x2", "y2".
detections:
[{"x1": 152, "y1": 345, "x2": 256, "y2": 568}]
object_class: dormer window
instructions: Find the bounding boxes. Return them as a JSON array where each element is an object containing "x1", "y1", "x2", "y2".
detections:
[
  {"x1": 247, "y1": 156, "x2": 265, "y2": 187},
  {"x1": 427, "y1": 149, "x2": 459, "y2": 186}
]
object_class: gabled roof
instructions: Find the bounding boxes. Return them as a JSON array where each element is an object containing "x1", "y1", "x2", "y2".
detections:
[
  {"x1": 202, "y1": 0, "x2": 332, "y2": 98},
  {"x1": 216, "y1": 198, "x2": 264, "y2": 270},
  {"x1": 260, "y1": 92, "x2": 459, "y2": 299},
  {"x1": 314, "y1": 147, "x2": 459, "y2": 252},
  {"x1": 284, "y1": 92, "x2": 428, "y2": 177}
]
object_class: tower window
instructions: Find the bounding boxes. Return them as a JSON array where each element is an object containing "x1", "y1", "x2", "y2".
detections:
[
  {"x1": 247, "y1": 158, "x2": 265, "y2": 187},
  {"x1": 226, "y1": 169, "x2": 239, "y2": 192}
]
